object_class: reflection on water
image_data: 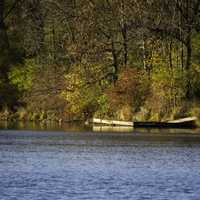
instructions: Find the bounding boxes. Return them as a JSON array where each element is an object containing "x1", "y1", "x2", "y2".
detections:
[
  {"x1": 93, "y1": 125, "x2": 134, "y2": 132},
  {"x1": 0, "y1": 121, "x2": 90, "y2": 132},
  {"x1": 1, "y1": 120, "x2": 200, "y2": 134},
  {"x1": 1, "y1": 121, "x2": 200, "y2": 200}
]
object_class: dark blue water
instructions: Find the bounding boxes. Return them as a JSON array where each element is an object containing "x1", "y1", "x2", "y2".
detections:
[{"x1": 1, "y1": 126, "x2": 200, "y2": 200}]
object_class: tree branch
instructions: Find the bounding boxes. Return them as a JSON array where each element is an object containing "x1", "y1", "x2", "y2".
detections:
[{"x1": 3, "y1": 0, "x2": 22, "y2": 20}]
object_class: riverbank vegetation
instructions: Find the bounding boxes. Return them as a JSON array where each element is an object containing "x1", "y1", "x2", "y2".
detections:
[{"x1": 1, "y1": 0, "x2": 200, "y2": 123}]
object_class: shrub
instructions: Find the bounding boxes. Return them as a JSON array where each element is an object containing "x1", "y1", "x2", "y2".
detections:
[
  {"x1": 62, "y1": 62, "x2": 108, "y2": 120},
  {"x1": 104, "y1": 67, "x2": 150, "y2": 120}
]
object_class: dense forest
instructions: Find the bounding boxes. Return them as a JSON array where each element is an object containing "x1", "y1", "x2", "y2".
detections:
[{"x1": 0, "y1": 0, "x2": 200, "y2": 123}]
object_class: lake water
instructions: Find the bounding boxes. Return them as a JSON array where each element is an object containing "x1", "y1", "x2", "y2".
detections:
[{"x1": 1, "y1": 122, "x2": 200, "y2": 200}]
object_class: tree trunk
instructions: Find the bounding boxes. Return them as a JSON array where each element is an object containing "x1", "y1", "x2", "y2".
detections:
[
  {"x1": 185, "y1": 31, "x2": 192, "y2": 98},
  {"x1": 111, "y1": 39, "x2": 118, "y2": 82},
  {"x1": 0, "y1": 0, "x2": 10, "y2": 77},
  {"x1": 185, "y1": 0, "x2": 192, "y2": 99},
  {"x1": 121, "y1": 23, "x2": 128, "y2": 67},
  {"x1": 0, "y1": 0, "x2": 9, "y2": 52},
  {"x1": 120, "y1": 0, "x2": 128, "y2": 67}
]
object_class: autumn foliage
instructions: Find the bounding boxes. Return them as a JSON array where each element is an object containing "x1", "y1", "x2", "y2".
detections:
[{"x1": 106, "y1": 68, "x2": 149, "y2": 112}]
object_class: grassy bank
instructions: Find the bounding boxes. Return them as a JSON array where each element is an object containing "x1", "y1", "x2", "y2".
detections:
[{"x1": 1, "y1": 100, "x2": 200, "y2": 127}]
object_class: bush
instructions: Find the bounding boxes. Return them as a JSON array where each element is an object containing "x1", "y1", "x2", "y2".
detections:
[
  {"x1": 8, "y1": 59, "x2": 35, "y2": 92},
  {"x1": 62, "y1": 62, "x2": 108, "y2": 120},
  {"x1": 143, "y1": 66, "x2": 186, "y2": 121},
  {"x1": 106, "y1": 67, "x2": 150, "y2": 120}
]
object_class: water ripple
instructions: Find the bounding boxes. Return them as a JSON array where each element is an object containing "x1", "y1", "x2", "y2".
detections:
[{"x1": 0, "y1": 130, "x2": 200, "y2": 199}]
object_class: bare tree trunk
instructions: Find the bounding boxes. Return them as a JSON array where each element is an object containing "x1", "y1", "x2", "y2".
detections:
[
  {"x1": 142, "y1": 35, "x2": 147, "y2": 70},
  {"x1": 121, "y1": 23, "x2": 128, "y2": 67},
  {"x1": 120, "y1": 0, "x2": 128, "y2": 67},
  {"x1": 169, "y1": 40, "x2": 173, "y2": 70},
  {"x1": 0, "y1": 0, "x2": 9, "y2": 51},
  {"x1": 111, "y1": 39, "x2": 118, "y2": 82},
  {"x1": 185, "y1": 0, "x2": 192, "y2": 98},
  {"x1": 185, "y1": 31, "x2": 192, "y2": 98},
  {"x1": 185, "y1": 32, "x2": 192, "y2": 71}
]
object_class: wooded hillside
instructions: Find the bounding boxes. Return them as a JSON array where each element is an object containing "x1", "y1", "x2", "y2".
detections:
[{"x1": 1, "y1": 0, "x2": 200, "y2": 122}]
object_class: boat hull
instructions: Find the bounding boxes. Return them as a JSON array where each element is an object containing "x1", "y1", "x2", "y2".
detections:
[{"x1": 134, "y1": 121, "x2": 197, "y2": 128}]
